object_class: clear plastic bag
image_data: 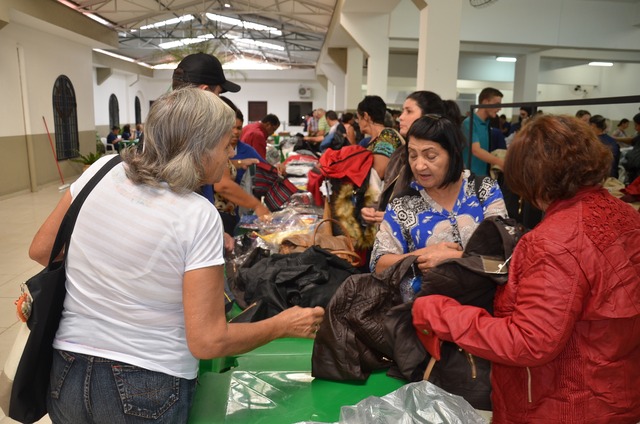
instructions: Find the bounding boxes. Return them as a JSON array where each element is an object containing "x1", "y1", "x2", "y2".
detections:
[
  {"x1": 296, "y1": 381, "x2": 487, "y2": 424},
  {"x1": 282, "y1": 192, "x2": 324, "y2": 216},
  {"x1": 254, "y1": 208, "x2": 319, "y2": 252}
]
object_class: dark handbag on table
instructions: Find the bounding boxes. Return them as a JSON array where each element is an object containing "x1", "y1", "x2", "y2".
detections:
[
  {"x1": 9, "y1": 155, "x2": 121, "y2": 423},
  {"x1": 252, "y1": 161, "x2": 298, "y2": 211}
]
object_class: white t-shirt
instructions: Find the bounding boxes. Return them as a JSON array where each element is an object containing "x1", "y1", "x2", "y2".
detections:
[{"x1": 53, "y1": 155, "x2": 224, "y2": 379}]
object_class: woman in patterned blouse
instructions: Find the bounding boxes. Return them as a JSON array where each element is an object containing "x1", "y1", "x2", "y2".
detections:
[
  {"x1": 370, "y1": 115, "x2": 508, "y2": 276},
  {"x1": 356, "y1": 95, "x2": 404, "y2": 179}
]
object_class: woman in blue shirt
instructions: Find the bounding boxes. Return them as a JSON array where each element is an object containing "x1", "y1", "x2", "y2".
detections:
[{"x1": 371, "y1": 115, "x2": 507, "y2": 276}]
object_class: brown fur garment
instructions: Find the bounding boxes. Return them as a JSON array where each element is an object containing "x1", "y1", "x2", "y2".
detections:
[{"x1": 331, "y1": 182, "x2": 378, "y2": 250}]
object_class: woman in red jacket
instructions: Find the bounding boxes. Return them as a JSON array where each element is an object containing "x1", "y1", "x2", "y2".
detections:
[{"x1": 412, "y1": 114, "x2": 640, "y2": 424}]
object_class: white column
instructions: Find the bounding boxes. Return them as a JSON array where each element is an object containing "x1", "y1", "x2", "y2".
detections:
[
  {"x1": 326, "y1": 80, "x2": 337, "y2": 111},
  {"x1": 340, "y1": 13, "x2": 390, "y2": 99},
  {"x1": 346, "y1": 47, "x2": 364, "y2": 111},
  {"x1": 319, "y1": 61, "x2": 347, "y2": 111},
  {"x1": 414, "y1": 0, "x2": 462, "y2": 100},
  {"x1": 513, "y1": 52, "x2": 540, "y2": 113}
]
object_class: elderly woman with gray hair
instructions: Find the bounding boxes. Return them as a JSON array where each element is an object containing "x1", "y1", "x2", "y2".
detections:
[{"x1": 30, "y1": 88, "x2": 324, "y2": 423}]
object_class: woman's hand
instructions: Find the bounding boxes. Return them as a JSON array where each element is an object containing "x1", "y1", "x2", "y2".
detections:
[
  {"x1": 493, "y1": 156, "x2": 505, "y2": 170},
  {"x1": 223, "y1": 232, "x2": 235, "y2": 255},
  {"x1": 273, "y1": 306, "x2": 325, "y2": 339},
  {"x1": 361, "y1": 207, "x2": 385, "y2": 225},
  {"x1": 233, "y1": 158, "x2": 260, "y2": 170},
  {"x1": 254, "y1": 203, "x2": 271, "y2": 219},
  {"x1": 415, "y1": 242, "x2": 463, "y2": 274},
  {"x1": 275, "y1": 162, "x2": 287, "y2": 175}
]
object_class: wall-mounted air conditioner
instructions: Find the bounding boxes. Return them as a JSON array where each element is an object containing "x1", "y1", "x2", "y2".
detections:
[{"x1": 298, "y1": 86, "x2": 312, "y2": 99}]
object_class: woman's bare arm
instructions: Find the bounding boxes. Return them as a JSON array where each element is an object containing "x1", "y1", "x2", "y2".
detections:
[
  {"x1": 183, "y1": 265, "x2": 324, "y2": 359},
  {"x1": 29, "y1": 190, "x2": 72, "y2": 266}
]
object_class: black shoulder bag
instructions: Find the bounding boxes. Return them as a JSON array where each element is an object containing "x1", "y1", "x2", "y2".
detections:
[{"x1": 9, "y1": 155, "x2": 122, "y2": 423}]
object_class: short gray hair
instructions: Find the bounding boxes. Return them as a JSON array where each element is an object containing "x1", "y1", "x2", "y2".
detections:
[{"x1": 122, "y1": 87, "x2": 235, "y2": 193}]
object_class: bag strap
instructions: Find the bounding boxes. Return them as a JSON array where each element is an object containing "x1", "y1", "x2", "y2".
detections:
[
  {"x1": 312, "y1": 218, "x2": 357, "y2": 254},
  {"x1": 47, "y1": 155, "x2": 123, "y2": 266},
  {"x1": 468, "y1": 172, "x2": 489, "y2": 207}
]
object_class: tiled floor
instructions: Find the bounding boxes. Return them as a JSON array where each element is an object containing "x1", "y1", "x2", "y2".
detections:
[{"x1": 0, "y1": 182, "x2": 71, "y2": 424}]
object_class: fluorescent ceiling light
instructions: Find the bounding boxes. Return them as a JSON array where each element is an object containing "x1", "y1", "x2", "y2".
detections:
[
  {"x1": 57, "y1": 1, "x2": 112, "y2": 26},
  {"x1": 159, "y1": 33, "x2": 284, "y2": 51},
  {"x1": 57, "y1": 0, "x2": 77, "y2": 8},
  {"x1": 223, "y1": 58, "x2": 287, "y2": 70},
  {"x1": 153, "y1": 62, "x2": 180, "y2": 70},
  {"x1": 84, "y1": 13, "x2": 111, "y2": 26},
  {"x1": 496, "y1": 56, "x2": 517, "y2": 63},
  {"x1": 94, "y1": 48, "x2": 135, "y2": 63},
  {"x1": 588, "y1": 61, "x2": 613, "y2": 67},
  {"x1": 230, "y1": 37, "x2": 285, "y2": 51},
  {"x1": 206, "y1": 13, "x2": 282, "y2": 35},
  {"x1": 155, "y1": 57, "x2": 287, "y2": 70},
  {"x1": 224, "y1": 3, "x2": 231, "y2": 7},
  {"x1": 140, "y1": 15, "x2": 194, "y2": 30},
  {"x1": 158, "y1": 36, "x2": 210, "y2": 49}
]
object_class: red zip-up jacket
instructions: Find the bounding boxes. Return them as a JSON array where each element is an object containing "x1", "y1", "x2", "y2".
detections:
[{"x1": 413, "y1": 186, "x2": 640, "y2": 423}]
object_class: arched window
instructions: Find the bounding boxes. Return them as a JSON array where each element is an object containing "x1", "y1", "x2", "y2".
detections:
[
  {"x1": 109, "y1": 94, "x2": 120, "y2": 130},
  {"x1": 135, "y1": 96, "x2": 141, "y2": 125},
  {"x1": 52, "y1": 75, "x2": 79, "y2": 160}
]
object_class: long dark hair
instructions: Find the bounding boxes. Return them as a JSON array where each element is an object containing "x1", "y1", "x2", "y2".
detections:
[
  {"x1": 406, "y1": 91, "x2": 462, "y2": 125},
  {"x1": 379, "y1": 92, "x2": 463, "y2": 209}
]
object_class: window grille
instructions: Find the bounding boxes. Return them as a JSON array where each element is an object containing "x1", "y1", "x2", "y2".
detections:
[
  {"x1": 135, "y1": 96, "x2": 141, "y2": 125},
  {"x1": 109, "y1": 94, "x2": 120, "y2": 129},
  {"x1": 52, "y1": 75, "x2": 79, "y2": 160}
]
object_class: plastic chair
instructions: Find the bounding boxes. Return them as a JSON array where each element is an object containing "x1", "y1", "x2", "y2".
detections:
[{"x1": 101, "y1": 137, "x2": 116, "y2": 154}]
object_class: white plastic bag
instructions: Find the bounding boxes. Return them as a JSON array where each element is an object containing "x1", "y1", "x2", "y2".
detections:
[{"x1": 296, "y1": 381, "x2": 487, "y2": 424}]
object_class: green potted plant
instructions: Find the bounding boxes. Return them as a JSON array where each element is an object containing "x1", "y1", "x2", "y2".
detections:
[{"x1": 71, "y1": 151, "x2": 103, "y2": 171}]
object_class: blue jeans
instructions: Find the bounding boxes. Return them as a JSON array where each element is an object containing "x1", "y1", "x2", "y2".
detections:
[{"x1": 47, "y1": 349, "x2": 196, "y2": 424}]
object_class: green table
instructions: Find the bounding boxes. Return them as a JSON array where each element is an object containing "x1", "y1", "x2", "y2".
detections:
[
  {"x1": 189, "y1": 339, "x2": 405, "y2": 424},
  {"x1": 121, "y1": 139, "x2": 139, "y2": 148}
]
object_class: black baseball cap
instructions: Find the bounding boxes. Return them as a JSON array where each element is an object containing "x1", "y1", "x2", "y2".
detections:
[{"x1": 173, "y1": 53, "x2": 241, "y2": 93}]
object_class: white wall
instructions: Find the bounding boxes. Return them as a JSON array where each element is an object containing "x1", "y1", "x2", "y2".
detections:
[
  {"x1": 93, "y1": 67, "x2": 332, "y2": 135},
  {"x1": 459, "y1": 0, "x2": 640, "y2": 51},
  {"x1": 0, "y1": 19, "x2": 97, "y2": 195},
  {"x1": 537, "y1": 62, "x2": 640, "y2": 120},
  {"x1": 129, "y1": 68, "x2": 330, "y2": 133},
  {"x1": 0, "y1": 22, "x2": 95, "y2": 137},
  {"x1": 228, "y1": 69, "x2": 327, "y2": 132},
  {"x1": 93, "y1": 70, "x2": 168, "y2": 131}
]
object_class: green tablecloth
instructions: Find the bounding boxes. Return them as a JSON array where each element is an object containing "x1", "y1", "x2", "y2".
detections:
[
  {"x1": 189, "y1": 338, "x2": 405, "y2": 424},
  {"x1": 121, "y1": 139, "x2": 139, "y2": 148}
]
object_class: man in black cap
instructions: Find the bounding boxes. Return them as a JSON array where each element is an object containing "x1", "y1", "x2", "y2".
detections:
[
  {"x1": 172, "y1": 52, "x2": 241, "y2": 94},
  {"x1": 171, "y1": 52, "x2": 269, "y2": 237},
  {"x1": 138, "y1": 53, "x2": 241, "y2": 152}
]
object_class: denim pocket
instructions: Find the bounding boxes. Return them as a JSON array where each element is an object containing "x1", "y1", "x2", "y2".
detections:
[
  {"x1": 49, "y1": 350, "x2": 76, "y2": 400},
  {"x1": 112, "y1": 365, "x2": 179, "y2": 419}
]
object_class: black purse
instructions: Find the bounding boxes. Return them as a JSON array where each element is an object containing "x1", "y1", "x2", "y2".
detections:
[{"x1": 9, "y1": 155, "x2": 121, "y2": 423}]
